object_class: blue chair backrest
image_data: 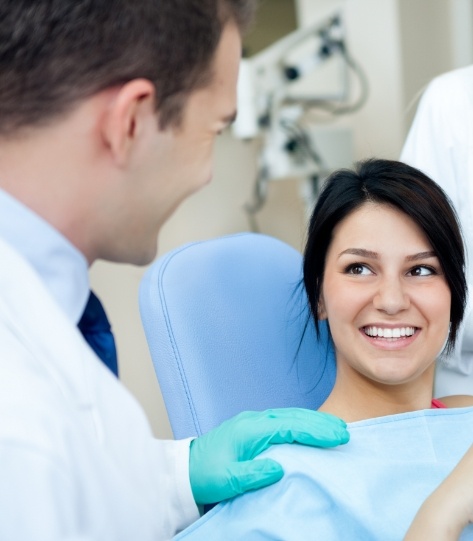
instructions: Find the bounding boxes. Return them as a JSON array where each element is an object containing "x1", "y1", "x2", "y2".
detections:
[{"x1": 139, "y1": 232, "x2": 336, "y2": 439}]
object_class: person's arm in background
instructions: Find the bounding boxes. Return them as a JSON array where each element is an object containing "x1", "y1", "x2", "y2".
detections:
[
  {"x1": 404, "y1": 395, "x2": 473, "y2": 540},
  {"x1": 404, "y1": 443, "x2": 473, "y2": 541}
]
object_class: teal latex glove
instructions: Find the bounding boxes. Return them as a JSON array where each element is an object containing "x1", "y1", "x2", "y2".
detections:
[{"x1": 189, "y1": 408, "x2": 349, "y2": 505}]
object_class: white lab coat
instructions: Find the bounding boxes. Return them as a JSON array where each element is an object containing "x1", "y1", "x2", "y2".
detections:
[
  {"x1": 0, "y1": 236, "x2": 199, "y2": 540},
  {"x1": 401, "y1": 65, "x2": 473, "y2": 396}
]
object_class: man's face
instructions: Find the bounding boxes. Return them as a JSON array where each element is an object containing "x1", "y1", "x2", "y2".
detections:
[{"x1": 118, "y1": 20, "x2": 242, "y2": 265}]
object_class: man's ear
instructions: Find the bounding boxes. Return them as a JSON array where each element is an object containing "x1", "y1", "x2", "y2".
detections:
[{"x1": 102, "y1": 79, "x2": 157, "y2": 167}]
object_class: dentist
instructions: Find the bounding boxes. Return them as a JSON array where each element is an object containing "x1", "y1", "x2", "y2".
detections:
[{"x1": 0, "y1": 1, "x2": 349, "y2": 540}]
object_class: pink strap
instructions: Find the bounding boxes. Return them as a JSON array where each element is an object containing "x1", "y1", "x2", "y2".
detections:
[{"x1": 431, "y1": 398, "x2": 447, "y2": 409}]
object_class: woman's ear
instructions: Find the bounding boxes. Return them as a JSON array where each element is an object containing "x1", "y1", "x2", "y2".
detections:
[{"x1": 318, "y1": 294, "x2": 327, "y2": 320}]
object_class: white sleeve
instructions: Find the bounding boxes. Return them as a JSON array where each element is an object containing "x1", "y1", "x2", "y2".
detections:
[
  {"x1": 150, "y1": 437, "x2": 200, "y2": 536},
  {"x1": 0, "y1": 438, "x2": 199, "y2": 541},
  {"x1": 401, "y1": 73, "x2": 465, "y2": 203}
]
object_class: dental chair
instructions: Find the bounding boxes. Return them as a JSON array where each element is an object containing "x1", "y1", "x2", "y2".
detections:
[{"x1": 139, "y1": 232, "x2": 336, "y2": 439}]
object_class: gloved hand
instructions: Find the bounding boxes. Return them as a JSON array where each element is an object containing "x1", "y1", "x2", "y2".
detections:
[{"x1": 189, "y1": 408, "x2": 349, "y2": 505}]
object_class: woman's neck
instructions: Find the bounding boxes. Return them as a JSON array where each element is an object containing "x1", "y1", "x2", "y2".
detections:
[{"x1": 318, "y1": 365, "x2": 435, "y2": 423}]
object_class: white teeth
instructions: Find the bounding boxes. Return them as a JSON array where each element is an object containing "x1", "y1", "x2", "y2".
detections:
[{"x1": 364, "y1": 326, "x2": 416, "y2": 338}]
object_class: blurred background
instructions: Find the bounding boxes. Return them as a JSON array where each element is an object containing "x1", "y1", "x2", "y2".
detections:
[{"x1": 90, "y1": 0, "x2": 473, "y2": 438}]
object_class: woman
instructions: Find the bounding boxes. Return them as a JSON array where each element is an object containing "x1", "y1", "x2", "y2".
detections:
[
  {"x1": 303, "y1": 158, "x2": 467, "y2": 422},
  {"x1": 174, "y1": 159, "x2": 473, "y2": 541}
]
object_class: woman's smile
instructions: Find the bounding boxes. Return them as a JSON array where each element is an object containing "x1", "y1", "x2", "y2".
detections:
[{"x1": 360, "y1": 325, "x2": 420, "y2": 350}]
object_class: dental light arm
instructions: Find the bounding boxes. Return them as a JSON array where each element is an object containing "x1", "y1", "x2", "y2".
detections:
[
  {"x1": 233, "y1": 13, "x2": 349, "y2": 140},
  {"x1": 233, "y1": 13, "x2": 368, "y2": 226}
]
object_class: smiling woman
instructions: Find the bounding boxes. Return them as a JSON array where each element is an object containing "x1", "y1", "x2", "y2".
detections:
[
  {"x1": 305, "y1": 159, "x2": 467, "y2": 421},
  {"x1": 316, "y1": 201, "x2": 451, "y2": 420},
  {"x1": 173, "y1": 159, "x2": 473, "y2": 541}
]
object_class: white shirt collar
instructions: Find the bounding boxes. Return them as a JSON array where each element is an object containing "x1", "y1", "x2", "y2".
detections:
[{"x1": 0, "y1": 188, "x2": 89, "y2": 324}]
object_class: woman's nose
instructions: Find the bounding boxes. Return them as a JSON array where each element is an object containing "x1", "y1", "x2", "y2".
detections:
[{"x1": 372, "y1": 276, "x2": 410, "y2": 315}]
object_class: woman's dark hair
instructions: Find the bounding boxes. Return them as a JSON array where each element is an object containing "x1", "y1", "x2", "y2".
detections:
[{"x1": 303, "y1": 158, "x2": 467, "y2": 354}]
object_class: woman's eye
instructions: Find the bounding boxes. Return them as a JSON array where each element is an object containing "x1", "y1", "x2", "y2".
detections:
[
  {"x1": 346, "y1": 264, "x2": 372, "y2": 275},
  {"x1": 408, "y1": 265, "x2": 436, "y2": 277}
]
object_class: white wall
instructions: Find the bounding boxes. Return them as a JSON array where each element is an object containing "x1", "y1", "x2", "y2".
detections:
[
  {"x1": 91, "y1": 0, "x2": 473, "y2": 439},
  {"x1": 299, "y1": 0, "x2": 473, "y2": 154}
]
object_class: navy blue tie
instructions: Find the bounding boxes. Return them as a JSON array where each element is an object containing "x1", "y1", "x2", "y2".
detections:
[{"x1": 78, "y1": 291, "x2": 119, "y2": 376}]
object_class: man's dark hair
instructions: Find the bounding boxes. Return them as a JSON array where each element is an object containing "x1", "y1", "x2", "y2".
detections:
[
  {"x1": 303, "y1": 158, "x2": 467, "y2": 355},
  {"x1": 0, "y1": 0, "x2": 256, "y2": 135}
]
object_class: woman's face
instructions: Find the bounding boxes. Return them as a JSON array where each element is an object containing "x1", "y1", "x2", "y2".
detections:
[{"x1": 320, "y1": 202, "x2": 451, "y2": 388}]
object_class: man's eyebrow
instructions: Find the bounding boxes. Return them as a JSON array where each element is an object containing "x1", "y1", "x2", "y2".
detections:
[
  {"x1": 338, "y1": 248, "x2": 378, "y2": 259},
  {"x1": 406, "y1": 251, "x2": 437, "y2": 262}
]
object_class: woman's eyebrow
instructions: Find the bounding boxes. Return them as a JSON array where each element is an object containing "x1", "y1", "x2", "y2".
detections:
[
  {"x1": 338, "y1": 249, "x2": 437, "y2": 261},
  {"x1": 406, "y1": 251, "x2": 437, "y2": 261},
  {"x1": 338, "y1": 248, "x2": 378, "y2": 259}
]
